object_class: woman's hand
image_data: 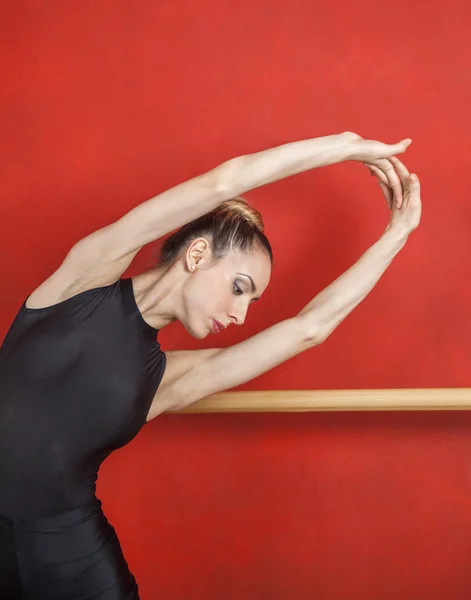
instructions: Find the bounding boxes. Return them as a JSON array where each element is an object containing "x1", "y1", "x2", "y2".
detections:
[
  {"x1": 342, "y1": 132, "x2": 412, "y2": 208},
  {"x1": 380, "y1": 156, "x2": 422, "y2": 237}
]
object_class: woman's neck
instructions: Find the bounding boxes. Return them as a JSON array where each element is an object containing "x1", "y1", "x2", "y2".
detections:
[{"x1": 131, "y1": 263, "x2": 187, "y2": 330}]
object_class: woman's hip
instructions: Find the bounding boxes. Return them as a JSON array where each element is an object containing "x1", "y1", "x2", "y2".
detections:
[{"x1": 0, "y1": 500, "x2": 139, "y2": 599}]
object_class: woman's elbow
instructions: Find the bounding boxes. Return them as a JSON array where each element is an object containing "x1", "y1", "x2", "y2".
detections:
[
  {"x1": 295, "y1": 315, "x2": 331, "y2": 348},
  {"x1": 212, "y1": 157, "x2": 244, "y2": 199}
]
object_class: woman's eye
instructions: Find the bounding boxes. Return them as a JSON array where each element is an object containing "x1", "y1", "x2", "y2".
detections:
[{"x1": 233, "y1": 282, "x2": 243, "y2": 295}]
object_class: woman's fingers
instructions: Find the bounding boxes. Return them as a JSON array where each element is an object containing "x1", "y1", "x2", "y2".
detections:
[
  {"x1": 390, "y1": 172, "x2": 422, "y2": 233},
  {"x1": 389, "y1": 156, "x2": 410, "y2": 184},
  {"x1": 375, "y1": 159, "x2": 404, "y2": 208},
  {"x1": 408, "y1": 173, "x2": 422, "y2": 209},
  {"x1": 377, "y1": 178, "x2": 394, "y2": 210},
  {"x1": 365, "y1": 158, "x2": 404, "y2": 208},
  {"x1": 364, "y1": 154, "x2": 416, "y2": 212},
  {"x1": 410, "y1": 172, "x2": 420, "y2": 192},
  {"x1": 366, "y1": 163, "x2": 388, "y2": 185},
  {"x1": 367, "y1": 164, "x2": 393, "y2": 209},
  {"x1": 386, "y1": 138, "x2": 412, "y2": 156}
]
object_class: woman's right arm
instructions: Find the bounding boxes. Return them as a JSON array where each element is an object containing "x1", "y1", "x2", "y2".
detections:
[{"x1": 80, "y1": 132, "x2": 412, "y2": 262}]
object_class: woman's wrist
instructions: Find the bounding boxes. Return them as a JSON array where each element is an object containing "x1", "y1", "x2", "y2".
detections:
[
  {"x1": 338, "y1": 131, "x2": 363, "y2": 161},
  {"x1": 382, "y1": 223, "x2": 410, "y2": 251}
]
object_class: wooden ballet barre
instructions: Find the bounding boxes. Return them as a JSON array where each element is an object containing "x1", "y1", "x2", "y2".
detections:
[{"x1": 168, "y1": 389, "x2": 471, "y2": 413}]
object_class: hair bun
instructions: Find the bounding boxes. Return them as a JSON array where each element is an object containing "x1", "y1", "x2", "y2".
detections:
[
  {"x1": 159, "y1": 195, "x2": 272, "y2": 265},
  {"x1": 217, "y1": 197, "x2": 265, "y2": 233}
]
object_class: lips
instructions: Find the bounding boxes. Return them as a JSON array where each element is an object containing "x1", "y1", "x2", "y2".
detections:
[{"x1": 212, "y1": 319, "x2": 225, "y2": 334}]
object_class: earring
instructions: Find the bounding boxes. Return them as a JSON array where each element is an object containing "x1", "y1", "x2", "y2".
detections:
[{"x1": 190, "y1": 265, "x2": 195, "y2": 271}]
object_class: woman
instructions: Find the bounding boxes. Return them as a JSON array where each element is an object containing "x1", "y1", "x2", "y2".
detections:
[{"x1": 0, "y1": 131, "x2": 421, "y2": 599}]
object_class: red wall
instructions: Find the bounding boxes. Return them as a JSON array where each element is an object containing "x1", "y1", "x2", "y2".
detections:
[{"x1": 1, "y1": 1, "x2": 471, "y2": 598}]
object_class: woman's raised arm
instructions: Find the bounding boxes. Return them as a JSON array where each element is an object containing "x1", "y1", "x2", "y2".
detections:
[{"x1": 83, "y1": 132, "x2": 412, "y2": 260}]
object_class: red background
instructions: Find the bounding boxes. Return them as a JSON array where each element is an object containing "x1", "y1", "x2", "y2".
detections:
[{"x1": 1, "y1": 1, "x2": 471, "y2": 598}]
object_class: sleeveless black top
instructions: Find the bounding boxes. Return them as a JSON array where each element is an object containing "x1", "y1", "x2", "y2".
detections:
[{"x1": 0, "y1": 278, "x2": 166, "y2": 519}]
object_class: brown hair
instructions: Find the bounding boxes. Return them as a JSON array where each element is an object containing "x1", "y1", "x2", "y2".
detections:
[{"x1": 159, "y1": 197, "x2": 273, "y2": 265}]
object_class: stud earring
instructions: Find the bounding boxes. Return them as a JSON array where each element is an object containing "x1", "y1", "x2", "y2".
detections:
[{"x1": 190, "y1": 265, "x2": 195, "y2": 271}]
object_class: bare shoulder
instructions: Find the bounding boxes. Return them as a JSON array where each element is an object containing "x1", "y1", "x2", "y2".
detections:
[{"x1": 26, "y1": 226, "x2": 142, "y2": 309}]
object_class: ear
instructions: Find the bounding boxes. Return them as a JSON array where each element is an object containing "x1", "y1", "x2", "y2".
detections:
[{"x1": 185, "y1": 237, "x2": 212, "y2": 271}]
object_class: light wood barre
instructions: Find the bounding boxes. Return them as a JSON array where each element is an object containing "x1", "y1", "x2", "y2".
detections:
[{"x1": 167, "y1": 389, "x2": 471, "y2": 413}]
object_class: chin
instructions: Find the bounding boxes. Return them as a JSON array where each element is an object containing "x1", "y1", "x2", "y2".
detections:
[
  {"x1": 189, "y1": 329, "x2": 208, "y2": 340},
  {"x1": 182, "y1": 319, "x2": 209, "y2": 340}
]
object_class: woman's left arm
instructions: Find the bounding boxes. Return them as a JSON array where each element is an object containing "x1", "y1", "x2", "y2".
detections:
[{"x1": 164, "y1": 164, "x2": 421, "y2": 411}]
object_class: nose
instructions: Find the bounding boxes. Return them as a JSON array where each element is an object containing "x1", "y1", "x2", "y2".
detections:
[{"x1": 229, "y1": 303, "x2": 249, "y2": 326}]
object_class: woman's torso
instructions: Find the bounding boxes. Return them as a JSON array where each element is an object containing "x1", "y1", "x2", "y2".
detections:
[{"x1": 0, "y1": 278, "x2": 166, "y2": 519}]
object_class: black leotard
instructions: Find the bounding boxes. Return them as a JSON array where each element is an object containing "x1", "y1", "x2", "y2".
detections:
[
  {"x1": 0, "y1": 277, "x2": 166, "y2": 519},
  {"x1": 0, "y1": 277, "x2": 166, "y2": 599}
]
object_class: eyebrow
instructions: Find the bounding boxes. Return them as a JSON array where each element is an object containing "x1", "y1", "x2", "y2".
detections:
[{"x1": 236, "y1": 273, "x2": 257, "y2": 294}]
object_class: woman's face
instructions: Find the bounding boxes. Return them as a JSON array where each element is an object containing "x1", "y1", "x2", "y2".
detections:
[{"x1": 180, "y1": 244, "x2": 272, "y2": 339}]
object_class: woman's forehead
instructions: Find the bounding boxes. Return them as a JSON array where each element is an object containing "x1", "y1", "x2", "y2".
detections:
[{"x1": 225, "y1": 249, "x2": 272, "y2": 287}]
